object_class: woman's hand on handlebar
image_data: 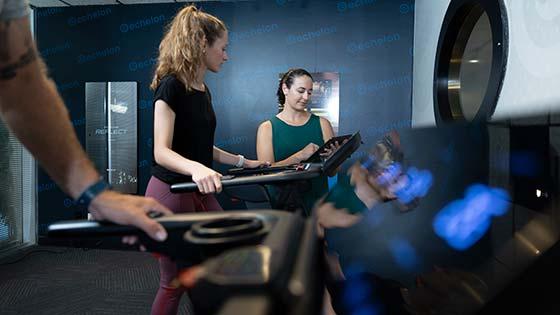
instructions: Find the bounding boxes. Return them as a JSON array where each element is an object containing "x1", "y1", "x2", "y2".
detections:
[
  {"x1": 191, "y1": 163, "x2": 223, "y2": 194},
  {"x1": 244, "y1": 159, "x2": 271, "y2": 169},
  {"x1": 297, "y1": 143, "x2": 320, "y2": 161}
]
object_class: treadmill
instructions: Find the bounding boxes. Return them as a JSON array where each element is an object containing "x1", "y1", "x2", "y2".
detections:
[
  {"x1": 47, "y1": 209, "x2": 324, "y2": 315},
  {"x1": 170, "y1": 132, "x2": 362, "y2": 193}
]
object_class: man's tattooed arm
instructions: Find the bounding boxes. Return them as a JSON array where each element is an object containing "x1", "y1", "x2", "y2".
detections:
[
  {"x1": 0, "y1": 20, "x2": 38, "y2": 80},
  {"x1": 0, "y1": 46, "x2": 37, "y2": 80}
]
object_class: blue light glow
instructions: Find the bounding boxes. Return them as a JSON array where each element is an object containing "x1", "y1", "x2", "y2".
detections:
[
  {"x1": 376, "y1": 163, "x2": 402, "y2": 186},
  {"x1": 351, "y1": 305, "x2": 381, "y2": 315},
  {"x1": 342, "y1": 264, "x2": 373, "y2": 310},
  {"x1": 376, "y1": 163, "x2": 433, "y2": 205},
  {"x1": 510, "y1": 151, "x2": 539, "y2": 177},
  {"x1": 393, "y1": 167, "x2": 433, "y2": 204},
  {"x1": 342, "y1": 264, "x2": 383, "y2": 315},
  {"x1": 343, "y1": 278, "x2": 373, "y2": 307},
  {"x1": 388, "y1": 238, "x2": 419, "y2": 271},
  {"x1": 433, "y1": 184, "x2": 510, "y2": 250}
]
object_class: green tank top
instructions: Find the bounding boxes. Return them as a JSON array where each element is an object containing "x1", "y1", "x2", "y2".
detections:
[{"x1": 269, "y1": 114, "x2": 329, "y2": 215}]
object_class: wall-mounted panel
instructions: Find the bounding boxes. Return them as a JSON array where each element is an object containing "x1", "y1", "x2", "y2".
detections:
[{"x1": 86, "y1": 82, "x2": 137, "y2": 194}]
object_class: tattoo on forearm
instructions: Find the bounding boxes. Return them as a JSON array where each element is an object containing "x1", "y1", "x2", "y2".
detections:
[{"x1": 0, "y1": 47, "x2": 37, "y2": 80}]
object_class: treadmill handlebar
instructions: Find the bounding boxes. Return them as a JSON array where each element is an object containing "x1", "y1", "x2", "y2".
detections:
[{"x1": 170, "y1": 166, "x2": 322, "y2": 193}]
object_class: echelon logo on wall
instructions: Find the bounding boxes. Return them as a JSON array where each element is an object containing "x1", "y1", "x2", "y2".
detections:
[
  {"x1": 67, "y1": 8, "x2": 112, "y2": 27},
  {"x1": 230, "y1": 24, "x2": 280, "y2": 43},
  {"x1": 38, "y1": 181, "x2": 57, "y2": 193},
  {"x1": 78, "y1": 46, "x2": 121, "y2": 64},
  {"x1": 352, "y1": 73, "x2": 411, "y2": 95},
  {"x1": 364, "y1": 119, "x2": 412, "y2": 137},
  {"x1": 120, "y1": 14, "x2": 166, "y2": 33},
  {"x1": 346, "y1": 33, "x2": 401, "y2": 54},
  {"x1": 129, "y1": 57, "x2": 158, "y2": 72},
  {"x1": 215, "y1": 136, "x2": 248, "y2": 147},
  {"x1": 337, "y1": 0, "x2": 377, "y2": 13},
  {"x1": 63, "y1": 198, "x2": 78, "y2": 208},
  {"x1": 40, "y1": 42, "x2": 71, "y2": 58},
  {"x1": 37, "y1": 7, "x2": 63, "y2": 18},
  {"x1": 400, "y1": 3, "x2": 414, "y2": 14},
  {"x1": 286, "y1": 26, "x2": 337, "y2": 45},
  {"x1": 275, "y1": 0, "x2": 296, "y2": 6},
  {"x1": 72, "y1": 117, "x2": 86, "y2": 127}
]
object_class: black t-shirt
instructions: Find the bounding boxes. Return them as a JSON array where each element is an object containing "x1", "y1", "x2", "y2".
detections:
[{"x1": 151, "y1": 75, "x2": 216, "y2": 184}]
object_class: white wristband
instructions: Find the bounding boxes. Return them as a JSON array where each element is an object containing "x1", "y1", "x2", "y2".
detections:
[{"x1": 235, "y1": 155, "x2": 245, "y2": 168}]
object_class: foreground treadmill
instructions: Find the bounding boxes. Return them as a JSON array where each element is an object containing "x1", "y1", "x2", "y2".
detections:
[{"x1": 48, "y1": 209, "x2": 323, "y2": 315}]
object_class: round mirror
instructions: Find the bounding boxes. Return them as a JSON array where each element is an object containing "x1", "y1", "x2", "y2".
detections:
[{"x1": 434, "y1": 0, "x2": 507, "y2": 123}]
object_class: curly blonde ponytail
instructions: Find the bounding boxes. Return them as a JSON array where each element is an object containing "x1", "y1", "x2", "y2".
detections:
[{"x1": 150, "y1": 5, "x2": 226, "y2": 91}]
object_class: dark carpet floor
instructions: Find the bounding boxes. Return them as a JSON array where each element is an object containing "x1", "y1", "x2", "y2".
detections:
[{"x1": 0, "y1": 246, "x2": 192, "y2": 314}]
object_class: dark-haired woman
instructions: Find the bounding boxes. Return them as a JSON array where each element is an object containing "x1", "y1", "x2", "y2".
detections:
[{"x1": 256, "y1": 68, "x2": 336, "y2": 214}]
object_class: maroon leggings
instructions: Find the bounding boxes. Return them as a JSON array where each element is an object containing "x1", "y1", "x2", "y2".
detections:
[{"x1": 145, "y1": 176, "x2": 222, "y2": 315}]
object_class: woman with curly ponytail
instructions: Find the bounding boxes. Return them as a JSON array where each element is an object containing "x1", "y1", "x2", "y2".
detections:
[{"x1": 147, "y1": 5, "x2": 267, "y2": 315}]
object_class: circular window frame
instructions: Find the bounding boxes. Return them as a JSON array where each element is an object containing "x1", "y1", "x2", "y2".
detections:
[{"x1": 433, "y1": 0, "x2": 508, "y2": 124}]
